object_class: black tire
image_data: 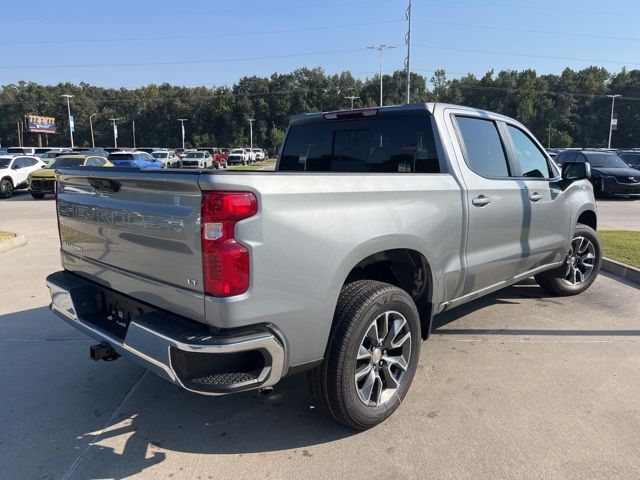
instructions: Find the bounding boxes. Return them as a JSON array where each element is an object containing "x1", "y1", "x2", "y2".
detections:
[
  {"x1": 30, "y1": 191, "x2": 45, "y2": 199},
  {"x1": 1, "y1": 178, "x2": 14, "y2": 199},
  {"x1": 535, "y1": 224, "x2": 602, "y2": 296},
  {"x1": 307, "y1": 280, "x2": 421, "y2": 430}
]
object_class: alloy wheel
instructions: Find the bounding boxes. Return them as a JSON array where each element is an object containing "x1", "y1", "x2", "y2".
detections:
[
  {"x1": 562, "y1": 236, "x2": 596, "y2": 286},
  {"x1": 355, "y1": 310, "x2": 412, "y2": 407}
]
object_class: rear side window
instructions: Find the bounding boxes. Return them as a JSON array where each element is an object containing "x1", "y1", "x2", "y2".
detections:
[
  {"x1": 279, "y1": 114, "x2": 440, "y2": 173},
  {"x1": 506, "y1": 125, "x2": 551, "y2": 178},
  {"x1": 455, "y1": 116, "x2": 510, "y2": 178}
]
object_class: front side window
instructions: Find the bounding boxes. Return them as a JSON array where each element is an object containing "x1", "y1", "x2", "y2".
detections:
[
  {"x1": 507, "y1": 125, "x2": 551, "y2": 178},
  {"x1": 280, "y1": 114, "x2": 440, "y2": 173},
  {"x1": 455, "y1": 116, "x2": 510, "y2": 178}
]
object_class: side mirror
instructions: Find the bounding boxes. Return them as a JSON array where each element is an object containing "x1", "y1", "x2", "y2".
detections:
[
  {"x1": 562, "y1": 161, "x2": 591, "y2": 181},
  {"x1": 12, "y1": 164, "x2": 21, "y2": 170}
]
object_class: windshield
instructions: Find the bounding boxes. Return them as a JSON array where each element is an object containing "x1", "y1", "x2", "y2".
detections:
[
  {"x1": 0, "y1": 158, "x2": 11, "y2": 168},
  {"x1": 109, "y1": 153, "x2": 134, "y2": 161},
  {"x1": 587, "y1": 153, "x2": 629, "y2": 168},
  {"x1": 231, "y1": 149, "x2": 244, "y2": 154},
  {"x1": 184, "y1": 152, "x2": 205, "y2": 158},
  {"x1": 49, "y1": 157, "x2": 85, "y2": 168},
  {"x1": 619, "y1": 153, "x2": 640, "y2": 166},
  {"x1": 152, "y1": 152, "x2": 168, "y2": 158}
]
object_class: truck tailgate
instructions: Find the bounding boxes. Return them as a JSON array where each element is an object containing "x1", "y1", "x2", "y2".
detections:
[{"x1": 56, "y1": 168, "x2": 205, "y2": 321}]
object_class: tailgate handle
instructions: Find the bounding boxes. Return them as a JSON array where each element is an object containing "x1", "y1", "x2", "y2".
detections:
[{"x1": 88, "y1": 178, "x2": 121, "y2": 193}]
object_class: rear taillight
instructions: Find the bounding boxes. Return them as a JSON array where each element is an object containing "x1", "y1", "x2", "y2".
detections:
[{"x1": 201, "y1": 191, "x2": 258, "y2": 297}]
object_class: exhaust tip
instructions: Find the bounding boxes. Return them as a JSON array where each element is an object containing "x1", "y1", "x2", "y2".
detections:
[{"x1": 90, "y1": 342, "x2": 120, "y2": 362}]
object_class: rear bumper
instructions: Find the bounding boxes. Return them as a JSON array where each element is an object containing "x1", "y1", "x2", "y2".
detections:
[{"x1": 46, "y1": 270, "x2": 285, "y2": 395}]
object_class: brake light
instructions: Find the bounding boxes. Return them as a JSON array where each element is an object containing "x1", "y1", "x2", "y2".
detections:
[
  {"x1": 201, "y1": 191, "x2": 258, "y2": 297},
  {"x1": 323, "y1": 108, "x2": 378, "y2": 120}
]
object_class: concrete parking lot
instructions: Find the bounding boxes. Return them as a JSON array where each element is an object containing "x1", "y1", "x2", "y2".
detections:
[{"x1": 1, "y1": 193, "x2": 639, "y2": 480}]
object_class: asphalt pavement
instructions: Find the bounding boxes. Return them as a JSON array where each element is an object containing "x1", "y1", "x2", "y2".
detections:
[{"x1": 1, "y1": 193, "x2": 639, "y2": 480}]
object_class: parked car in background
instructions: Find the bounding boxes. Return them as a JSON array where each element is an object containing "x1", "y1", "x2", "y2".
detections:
[
  {"x1": 252, "y1": 148, "x2": 265, "y2": 161},
  {"x1": 196, "y1": 147, "x2": 228, "y2": 169},
  {"x1": 615, "y1": 150, "x2": 640, "y2": 170},
  {"x1": 556, "y1": 149, "x2": 640, "y2": 196},
  {"x1": 7, "y1": 147, "x2": 37, "y2": 156},
  {"x1": 227, "y1": 148, "x2": 250, "y2": 165},
  {"x1": 108, "y1": 151, "x2": 163, "y2": 169},
  {"x1": 0, "y1": 155, "x2": 47, "y2": 198},
  {"x1": 40, "y1": 149, "x2": 71, "y2": 160},
  {"x1": 28, "y1": 154, "x2": 112, "y2": 198},
  {"x1": 151, "y1": 150, "x2": 181, "y2": 168},
  {"x1": 245, "y1": 148, "x2": 257, "y2": 163},
  {"x1": 180, "y1": 150, "x2": 213, "y2": 168}
]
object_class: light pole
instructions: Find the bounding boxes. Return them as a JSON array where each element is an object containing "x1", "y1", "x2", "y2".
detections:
[
  {"x1": 89, "y1": 114, "x2": 97, "y2": 148},
  {"x1": 345, "y1": 95, "x2": 360, "y2": 109},
  {"x1": 367, "y1": 44, "x2": 396, "y2": 107},
  {"x1": 132, "y1": 120, "x2": 136, "y2": 148},
  {"x1": 606, "y1": 94, "x2": 621, "y2": 149},
  {"x1": 548, "y1": 122, "x2": 552, "y2": 148},
  {"x1": 248, "y1": 118, "x2": 255, "y2": 149},
  {"x1": 177, "y1": 118, "x2": 187, "y2": 149},
  {"x1": 404, "y1": 0, "x2": 413, "y2": 104},
  {"x1": 61, "y1": 94, "x2": 75, "y2": 147},
  {"x1": 109, "y1": 118, "x2": 120, "y2": 148}
]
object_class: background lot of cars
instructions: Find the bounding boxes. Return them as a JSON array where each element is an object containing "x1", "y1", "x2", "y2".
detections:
[{"x1": 0, "y1": 145, "x2": 272, "y2": 198}]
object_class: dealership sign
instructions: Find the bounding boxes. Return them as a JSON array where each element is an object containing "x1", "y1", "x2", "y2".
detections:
[{"x1": 25, "y1": 115, "x2": 57, "y2": 134}]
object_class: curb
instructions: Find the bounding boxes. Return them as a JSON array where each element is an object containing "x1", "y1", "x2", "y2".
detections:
[
  {"x1": 0, "y1": 233, "x2": 27, "y2": 254},
  {"x1": 601, "y1": 258, "x2": 640, "y2": 285}
]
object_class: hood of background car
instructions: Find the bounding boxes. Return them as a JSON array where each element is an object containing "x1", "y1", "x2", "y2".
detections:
[
  {"x1": 29, "y1": 168, "x2": 56, "y2": 179},
  {"x1": 592, "y1": 166, "x2": 640, "y2": 177}
]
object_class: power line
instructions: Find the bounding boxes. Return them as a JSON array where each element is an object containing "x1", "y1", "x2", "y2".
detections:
[
  {"x1": 414, "y1": 20, "x2": 640, "y2": 43},
  {"x1": 420, "y1": 0, "x2": 640, "y2": 18},
  {"x1": 1, "y1": 0, "x2": 379, "y2": 21},
  {"x1": 0, "y1": 46, "x2": 402, "y2": 71},
  {"x1": 0, "y1": 19, "x2": 405, "y2": 46},
  {"x1": 413, "y1": 44, "x2": 640, "y2": 67}
]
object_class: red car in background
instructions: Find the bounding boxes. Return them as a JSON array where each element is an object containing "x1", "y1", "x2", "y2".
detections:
[{"x1": 196, "y1": 147, "x2": 228, "y2": 169}]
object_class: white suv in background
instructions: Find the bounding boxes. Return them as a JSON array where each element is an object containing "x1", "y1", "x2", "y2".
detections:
[
  {"x1": 252, "y1": 148, "x2": 265, "y2": 161},
  {"x1": 0, "y1": 155, "x2": 47, "y2": 198},
  {"x1": 179, "y1": 150, "x2": 213, "y2": 169}
]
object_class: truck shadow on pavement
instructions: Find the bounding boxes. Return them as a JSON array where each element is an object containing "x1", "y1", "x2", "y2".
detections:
[{"x1": 70, "y1": 374, "x2": 353, "y2": 478}]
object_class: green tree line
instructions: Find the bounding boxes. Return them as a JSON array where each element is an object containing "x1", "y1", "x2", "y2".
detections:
[{"x1": 1, "y1": 66, "x2": 639, "y2": 149}]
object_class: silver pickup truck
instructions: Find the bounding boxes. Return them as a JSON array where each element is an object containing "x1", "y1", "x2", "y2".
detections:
[{"x1": 46, "y1": 103, "x2": 601, "y2": 429}]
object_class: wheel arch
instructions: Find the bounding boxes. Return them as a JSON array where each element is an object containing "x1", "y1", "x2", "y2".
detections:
[{"x1": 330, "y1": 236, "x2": 438, "y2": 342}]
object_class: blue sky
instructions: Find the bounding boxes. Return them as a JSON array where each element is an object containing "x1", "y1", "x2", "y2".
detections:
[{"x1": 1, "y1": 0, "x2": 639, "y2": 88}]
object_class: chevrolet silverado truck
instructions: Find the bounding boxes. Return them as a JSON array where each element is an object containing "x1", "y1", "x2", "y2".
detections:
[{"x1": 46, "y1": 103, "x2": 601, "y2": 429}]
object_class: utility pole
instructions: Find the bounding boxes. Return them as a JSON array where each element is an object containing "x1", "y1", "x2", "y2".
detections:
[
  {"x1": 548, "y1": 122, "x2": 552, "y2": 148},
  {"x1": 89, "y1": 114, "x2": 97, "y2": 148},
  {"x1": 404, "y1": 0, "x2": 413, "y2": 104},
  {"x1": 367, "y1": 44, "x2": 396, "y2": 107},
  {"x1": 132, "y1": 120, "x2": 136, "y2": 148},
  {"x1": 109, "y1": 118, "x2": 120, "y2": 148},
  {"x1": 61, "y1": 94, "x2": 75, "y2": 148},
  {"x1": 606, "y1": 94, "x2": 621, "y2": 149},
  {"x1": 345, "y1": 95, "x2": 360, "y2": 109},
  {"x1": 177, "y1": 118, "x2": 187, "y2": 149},
  {"x1": 248, "y1": 118, "x2": 255, "y2": 149}
]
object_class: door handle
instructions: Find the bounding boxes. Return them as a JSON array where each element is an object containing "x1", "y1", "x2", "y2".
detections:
[
  {"x1": 472, "y1": 195, "x2": 492, "y2": 207},
  {"x1": 530, "y1": 192, "x2": 543, "y2": 202}
]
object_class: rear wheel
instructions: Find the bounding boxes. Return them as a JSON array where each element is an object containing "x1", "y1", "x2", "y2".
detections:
[
  {"x1": 307, "y1": 280, "x2": 421, "y2": 430},
  {"x1": 535, "y1": 224, "x2": 601, "y2": 296},
  {"x1": 1, "y1": 179, "x2": 14, "y2": 199}
]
